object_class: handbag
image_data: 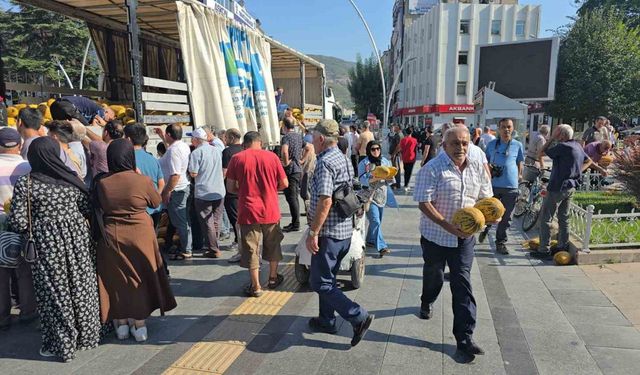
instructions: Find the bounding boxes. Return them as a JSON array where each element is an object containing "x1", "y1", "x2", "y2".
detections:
[
  {"x1": 0, "y1": 174, "x2": 37, "y2": 267},
  {"x1": 332, "y1": 182, "x2": 363, "y2": 219}
]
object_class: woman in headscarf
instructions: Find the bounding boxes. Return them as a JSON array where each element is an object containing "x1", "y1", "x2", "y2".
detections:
[
  {"x1": 8, "y1": 137, "x2": 100, "y2": 362},
  {"x1": 94, "y1": 139, "x2": 176, "y2": 342},
  {"x1": 357, "y1": 140, "x2": 393, "y2": 257}
]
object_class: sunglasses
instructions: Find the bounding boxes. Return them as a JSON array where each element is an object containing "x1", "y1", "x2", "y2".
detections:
[{"x1": 371, "y1": 147, "x2": 381, "y2": 151}]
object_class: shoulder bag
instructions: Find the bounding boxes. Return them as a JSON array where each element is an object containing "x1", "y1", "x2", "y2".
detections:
[{"x1": 0, "y1": 174, "x2": 37, "y2": 268}]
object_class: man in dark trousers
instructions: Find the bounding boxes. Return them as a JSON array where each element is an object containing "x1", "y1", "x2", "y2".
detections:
[
  {"x1": 305, "y1": 119, "x2": 374, "y2": 347},
  {"x1": 281, "y1": 117, "x2": 305, "y2": 232},
  {"x1": 413, "y1": 127, "x2": 496, "y2": 359}
]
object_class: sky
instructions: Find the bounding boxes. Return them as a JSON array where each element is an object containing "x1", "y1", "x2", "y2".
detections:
[
  {"x1": 246, "y1": 0, "x2": 580, "y2": 62},
  {"x1": 0, "y1": 0, "x2": 580, "y2": 62}
]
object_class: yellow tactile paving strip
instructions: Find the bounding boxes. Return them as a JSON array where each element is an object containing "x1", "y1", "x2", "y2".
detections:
[{"x1": 164, "y1": 264, "x2": 299, "y2": 375}]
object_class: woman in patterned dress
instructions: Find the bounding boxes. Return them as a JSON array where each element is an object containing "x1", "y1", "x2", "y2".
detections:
[{"x1": 8, "y1": 137, "x2": 100, "y2": 362}]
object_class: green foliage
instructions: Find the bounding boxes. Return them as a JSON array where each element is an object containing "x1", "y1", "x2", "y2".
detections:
[
  {"x1": 572, "y1": 191, "x2": 638, "y2": 213},
  {"x1": 347, "y1": 54, "x2": 383, "y2": 119},
  {"x1": 308, "y1": 54, "x2": 355, "y2": 110},
  {"x1": 0, "y1": 1, "x2": 100, "y2": 88},
  {"x1": 576, "y1": 0, "x2": 640, "y2": 28},
  {"x1": 548, "y1": 9, "x2": 640, "y2": 122}
]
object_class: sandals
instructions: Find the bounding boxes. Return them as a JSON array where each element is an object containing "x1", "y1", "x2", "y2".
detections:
[
  {"x1": 243, "y1": 284, "x2": 264, "y2": 298},
  {"x1": 170, "y1": 252, "x2": 192, "y2": 261},
  {"x1": 268, "y1": 274, "x2": 284, "y2": 289}
]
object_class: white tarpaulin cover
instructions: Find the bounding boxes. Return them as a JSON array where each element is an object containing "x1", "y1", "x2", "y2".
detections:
[{"x1": 176, "y1": 1, "x2": 280, "y2": 145}]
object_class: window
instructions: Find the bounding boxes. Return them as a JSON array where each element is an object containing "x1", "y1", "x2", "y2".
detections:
[
  {"x1": 491, "y1": 20, "x2": 501, "y2": 35},
  {"x1": 516, "y1": 20, "x2": 526, "y2": 37},
  {"x1": 427, "y1": 53, "x2": 431, "y2": 69},
  {"x1": 456, "y1": 81, "x2": 467, "y2": 96},
  {"x1": 460, "y1": 20, "x2": 470, "y2": 34},
  {"x1": 458, "y1": 51, "x2": 468, "y2": 65},
  {"x1": 428, "y1": 24, "x2": 433, "y2": 39},
  {"x1": 419, "y1": 84, "x2": 423, "y2": 100},
  {"x1": 420, "y1": 57, "x2": 424, "y2": 72}
]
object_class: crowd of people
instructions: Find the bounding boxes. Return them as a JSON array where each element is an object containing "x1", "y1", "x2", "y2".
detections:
[{"x1": 0, "y1": 99, "x2": 626, "y2": 363}]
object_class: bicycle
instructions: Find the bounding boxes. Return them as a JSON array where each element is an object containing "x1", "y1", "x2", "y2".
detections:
[{"x1": 516, "y1": 167, "x2": 551, "y2": 232}]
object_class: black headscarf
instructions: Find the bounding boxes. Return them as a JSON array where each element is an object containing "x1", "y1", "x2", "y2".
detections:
[
  {"x1": 366, "y1": 140, "x2": 383, "y2": 166},
  {"x1": 27, "y1": 137, "x2": 88, "y2": 195},
  {"x1": 107, "y1": 138, "x2": 136, "y2": 173}
]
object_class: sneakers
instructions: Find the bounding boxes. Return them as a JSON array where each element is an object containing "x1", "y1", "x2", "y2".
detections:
[
  {"x1": 283, "y1": 223, "x2": 301, "y2": 233},
  {"x1": 308, "y1": 317, "x2": 338, "y2": 334},
  {"x1": 419, "y1": 304, "x2": 433, "y2": 320},
  {"x1": 529, "y1": 251, "x2": 552, "y2": 260},
  {"x1": 351, "y1": 314, "x2": 374, "y2": 347},
  {"x1": 130, "y1": 325, "x2": 148, "y2": 342},
  {"x1": 378, "y1": 248, "x2": 391, "y2": 258},
  {"x1": 203, "y1": 249, "x2": 222, "y2": 258},
  {"x1": 228, "y1": 252, "x2": 242, "y2": 263},
  {"x1": 219, "y1": 232, "x2": 231, "y2": 241},
  {"x1": 457, "y1": 340, "x2": 485, "y2": 357},
  {"x1": 113, "y1": 321, "x2": 130, "y2": 340},
  {"x1": 225, "y1": 242, "x2": 238, "y2": 251},
  {"x1": 495, "y1": 243, "x2": 509, "y2": 255}
]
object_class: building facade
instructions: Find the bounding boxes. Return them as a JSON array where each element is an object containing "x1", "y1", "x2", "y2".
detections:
[{"x1": 394, "y1": 0, "x2": 540, "y2": 128}]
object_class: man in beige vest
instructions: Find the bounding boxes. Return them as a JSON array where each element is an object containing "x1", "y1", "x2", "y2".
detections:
[{"x1": 356, "y1": 121, "x2": 375, "y2": 162}]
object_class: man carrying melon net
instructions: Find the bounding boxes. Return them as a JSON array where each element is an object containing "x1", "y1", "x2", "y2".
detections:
[{"x1": 413, "y1": 127, "x2": 501, "y2": 359}]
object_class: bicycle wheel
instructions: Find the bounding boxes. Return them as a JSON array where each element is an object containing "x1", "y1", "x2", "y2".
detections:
[
  {"x1": 522, "y1": 195, "x2": 544, "y2": 232},
  {"x1": 513, "y1": 182, "x2": 531, "y2": 217}
]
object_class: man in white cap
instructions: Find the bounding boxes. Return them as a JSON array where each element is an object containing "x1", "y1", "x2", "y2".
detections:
[{"x1": 188, "y1": 128, "x2": 226, "y2": 258}]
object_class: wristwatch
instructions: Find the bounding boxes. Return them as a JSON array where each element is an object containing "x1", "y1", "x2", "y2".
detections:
[{"x1": 309, "y1": 229, "x2": 318, "y2": 237}]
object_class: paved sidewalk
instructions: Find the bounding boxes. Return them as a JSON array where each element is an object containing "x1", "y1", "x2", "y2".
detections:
[{"x1": 2, "y1": 184, "x2": 640, "y2": 374}]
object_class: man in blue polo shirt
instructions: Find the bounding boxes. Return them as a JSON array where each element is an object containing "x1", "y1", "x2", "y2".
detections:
[{"x1": 481, "y1": 118, "x2": 524, "y2": 254}]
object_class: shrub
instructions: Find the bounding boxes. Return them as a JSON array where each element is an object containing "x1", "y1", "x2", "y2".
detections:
[
  {"x1": 613, "y1": 145, "x2": 640, "y2": 203},
  {"x1": 573, "y1": 191, "x2": 638, "y2": 214}
]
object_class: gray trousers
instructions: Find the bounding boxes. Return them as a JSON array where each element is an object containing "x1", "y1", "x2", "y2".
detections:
[
  {"x1": 493, "y1": 187, "x2": 519, "y2": 244},
  {"x1": 194, "y1": 198, "x2": 224, "y2": 252},
  {"x1": 167, "y1": 189, "x2": 192, "y2": 254},
  {"x1": 539, "y1": 189, "x2": 574, "y2": 252}
]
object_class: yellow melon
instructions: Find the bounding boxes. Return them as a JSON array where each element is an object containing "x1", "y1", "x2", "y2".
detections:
[
  {"x1": 452, "y1": 207, "x2": 486, "y2": 236},
  {"x1": 372, "y1": 166, "x2": 398, "y2": 179},
  {"x1": 474, "y1": 197, "x2": 506, "y2": 222},
  {"x1": 110, "y1": 105, "x2": 127, "y2": 119},
  {"x1": 3, "y1": 198, "x2": 11, "y2": 214},
  {"x1": 599, "y1": 155, "x2": 613, "y2": 167},
  {"x1": 14, "y1": 104, "x2": 27, "y2": 110},
  {"x1": 47, "y1": 98, "x2": 56, "y2": 107},
  {"x1": 553, "y1": 251, "x2": 572, "y2": 266},
  {"x1": 7, "y1": 118, "x2": 16, "y2": 127},
  {"x1": 7, "y1": 106, "x2": 18, "y2": 118}
]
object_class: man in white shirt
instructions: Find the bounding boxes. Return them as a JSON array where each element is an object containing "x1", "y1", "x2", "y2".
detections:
[
  {"x1": 413, "y1": 127, "x2": 495, "y2": 359},
  {"x1": 155, "y1": 124, "x2": 192, "y2": 259},
  {"x1": 480, "y1": 126, "x2": 495, "y2": 146}
]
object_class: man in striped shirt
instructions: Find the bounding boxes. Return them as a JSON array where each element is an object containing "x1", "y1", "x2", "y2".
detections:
[
  {"x1": 0, "y1": 127, "x2": 36, "y2": 331},
  {"x1": 413, "y1": 127, "x2": 494, "y2": 359}
]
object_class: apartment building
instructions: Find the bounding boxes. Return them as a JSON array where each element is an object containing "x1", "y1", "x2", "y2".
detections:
[{"x1": 394, "y1": 0, "x2": 540, "y2": 127}]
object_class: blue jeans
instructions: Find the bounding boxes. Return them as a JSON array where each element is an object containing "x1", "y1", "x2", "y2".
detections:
[
  {"x1": 310, "y1": 236, "x2": 368, "y2": 328},
  {"x1": 167, "y1": 189, "x2": 192, "y2": 254},
  {"x1": 366, "y1": 204, "x2": 388, "y2": 251}
]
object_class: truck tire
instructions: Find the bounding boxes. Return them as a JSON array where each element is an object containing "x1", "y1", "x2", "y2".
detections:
[
  {"x1": 295, "y1": 255, "x2": 310, "y2": 285},
  {"x1": 350, "y1": 256, "x2": 365, "y2": 289}
]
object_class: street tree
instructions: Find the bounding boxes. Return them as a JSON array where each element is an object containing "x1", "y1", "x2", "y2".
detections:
[
  {"x1": 548, "y1": 9, "x2": 640, "y2": 123},
  {"x1": 347, "y1": 54, "x2": 383, "y2": 120},
  {"x1": 575, "y1": 0, "x2": 640, "y2": 28},
  {"x1": 0, "y1": 1, "x2": 100, "y2": 88}
]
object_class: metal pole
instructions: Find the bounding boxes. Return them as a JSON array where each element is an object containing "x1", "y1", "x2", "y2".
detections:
[
  {"x1": 347, "y1": 0, "x2": 386, "y2": 137},
  {"x1": 300, "y1": 59, "x2": 306, "y2": 116},
  {"x1": 126, "y1": 0, "x2": 144, "y2": 122},
  {"x1": 79, "y1": 37, "x2": 92, "y2": 90},
  {"x1": 385, "y1": 56, "x2": 416, "y2": 128},
  {"x1": 55, "y1": 59, "x2": 74, "y2": 89}
]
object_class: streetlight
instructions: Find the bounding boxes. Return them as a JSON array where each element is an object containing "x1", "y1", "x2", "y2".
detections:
[
  {"x1": 346, "y1": 0, "x2": 387, "y2": 138},
  {"x1": 385, "y1": 56, "x2": 417, "y2": 129}
]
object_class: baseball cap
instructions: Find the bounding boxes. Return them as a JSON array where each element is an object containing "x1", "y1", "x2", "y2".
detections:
[
  {"x1": 314, "y1": 119, "x2": 340, "y2": 137},
  {"x1": 0, "y1": 127, "x2": 22, "y2": 148},
  {"x1": 188, "y1": 127, "x2": 208, "y2": 140}
]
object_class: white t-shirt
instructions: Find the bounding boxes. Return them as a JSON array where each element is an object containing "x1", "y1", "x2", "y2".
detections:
[
  {"x1": 160, "y1": 140, "x2": 191, "y2": 192},
  {"x1": 480, "y1": 133, "x2": 495, "y2": 146}
]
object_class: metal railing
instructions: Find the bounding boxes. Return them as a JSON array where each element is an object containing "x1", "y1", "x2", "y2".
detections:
[{"x1": 570, "y1": 203, "x2": 640, "y2": 252}]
